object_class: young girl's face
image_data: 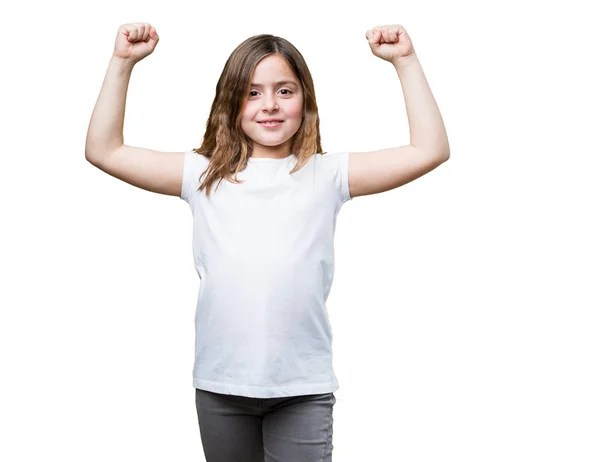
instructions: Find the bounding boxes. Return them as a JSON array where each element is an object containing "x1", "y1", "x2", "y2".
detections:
[{"x1": 241, "y1": 54, "x2": 304, "y2": 158}]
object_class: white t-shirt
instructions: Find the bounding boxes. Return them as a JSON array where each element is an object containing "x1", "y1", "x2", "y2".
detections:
[{"x1": 180, "y1": 150, "x2": 352, "y2": 398}]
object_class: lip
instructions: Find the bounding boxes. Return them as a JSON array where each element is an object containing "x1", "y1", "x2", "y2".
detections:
[{"x1": 258, "y1": 120, "x2": 284, "y2": 129}]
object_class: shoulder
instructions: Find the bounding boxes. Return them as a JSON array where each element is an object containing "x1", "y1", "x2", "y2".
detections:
[
  {"x1": 313, "y1": 151, "x2": 351, "y2": 203},
  {"x1": 313, "y1": 151, "x2": 349, "y2": 171},
  {"x1": 186, "y1": 149, "x2": 211, "y2": 163},
  {"x1": 184, "y1": 149, "x2": 211, "y2": 172},
  {"x1": 314, "y1": 151, "x2": 348, "y2": 162}
]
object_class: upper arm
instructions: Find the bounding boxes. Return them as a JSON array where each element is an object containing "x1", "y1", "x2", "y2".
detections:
[
  {"x1": 86, "y1": 145, "x2": 185, "y2": 197},
  {"x1": 348, "y1": 145, "x2": 450, "y2": 198}
]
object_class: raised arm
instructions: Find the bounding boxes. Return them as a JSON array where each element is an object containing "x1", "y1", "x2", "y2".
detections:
[
  {"x1": 347, "y1": 25, "x2": 450, "y2": 199},
  {"x1": 85, "y1": 23, "x2": 185, "y2": 197}
]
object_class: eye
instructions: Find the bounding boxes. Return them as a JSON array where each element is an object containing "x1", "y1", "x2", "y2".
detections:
[{"x1": 249, "y1": 89, "x2": 293, "y2": 97}]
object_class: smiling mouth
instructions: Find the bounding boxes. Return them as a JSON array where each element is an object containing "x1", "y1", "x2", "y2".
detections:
[{"x1": 258, "y1": 121, "x2": 284, "y2": 128}]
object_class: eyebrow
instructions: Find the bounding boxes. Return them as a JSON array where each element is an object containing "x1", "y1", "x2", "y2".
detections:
[{"x1": 250, "y1": 80, "x2": 298, "y2": 88}]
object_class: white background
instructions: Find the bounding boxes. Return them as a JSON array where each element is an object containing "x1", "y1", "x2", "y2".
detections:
[{"x1": 1, "y1": 0, "x2": 599, "y2": 461}]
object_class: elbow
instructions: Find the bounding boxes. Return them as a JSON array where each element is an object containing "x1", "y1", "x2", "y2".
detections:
[
  {"x1": 438, "y1": 145, "x2": 450, "y2": 161},
  {"x1": 85, "y1": 150, "x2": 102, "y2": 166},
  {"x1": 430, "y1": 149, "x2": 450, "y2": 163},
  {"x1": 85, "y1": 144, "x2": 122, "y2": 165}
]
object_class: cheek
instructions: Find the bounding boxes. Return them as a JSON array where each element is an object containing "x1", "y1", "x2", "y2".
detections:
[
  {"x1": 241, "y1": 100, "x2": 255, "y2": 116},
  {"x1": 288, "y1": 102, "x2": 304, "y2": 119},
  {"x1": 241, "y1": 105, "x2": 252, "y2": 119}
]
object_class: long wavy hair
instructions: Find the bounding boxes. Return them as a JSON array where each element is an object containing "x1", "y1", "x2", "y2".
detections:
[{"x1": 192, "y1": 34, "x2": 326, "y2": 197}]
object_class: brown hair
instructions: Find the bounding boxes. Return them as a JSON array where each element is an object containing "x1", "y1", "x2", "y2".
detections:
[{"x1": 191, "y1": 33, "x2": 326, "y2": 197}]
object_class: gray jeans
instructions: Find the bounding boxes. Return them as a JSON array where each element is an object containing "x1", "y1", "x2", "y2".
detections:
[{"x1": 195, "y1": 388, "x2": 336, "y2": 461}]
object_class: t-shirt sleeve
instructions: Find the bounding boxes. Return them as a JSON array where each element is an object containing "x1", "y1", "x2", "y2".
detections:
[
  {"x1": 326, "y1": 151, "x2": 352, "y2": 204},
  {"x1": 180, "y1": 150, "x2": 202, "y2": 204}
]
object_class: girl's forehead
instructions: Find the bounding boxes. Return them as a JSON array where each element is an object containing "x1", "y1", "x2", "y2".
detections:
[
  {"x1": 253, "y1": 55, "x2": 297, "y2": 78},
  {"x1": 250, "y1": 79, "x2": 299, "y2": 87}
]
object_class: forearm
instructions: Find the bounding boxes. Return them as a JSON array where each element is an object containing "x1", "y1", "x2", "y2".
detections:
[
  {"x1": 393, "y1": 54, "x2": 450, "y2": 156},
  {"x1": 85, "y1": 56, "x2": 135, "y2": 158}
]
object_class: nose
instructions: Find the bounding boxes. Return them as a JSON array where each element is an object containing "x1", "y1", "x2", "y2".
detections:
[{"x1": 262, "y1": 92, "x2": 279, "y2": 111}]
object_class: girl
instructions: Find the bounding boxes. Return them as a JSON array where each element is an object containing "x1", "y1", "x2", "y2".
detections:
[{"x1": 85, "y1": 22, "x2": 449, "y2": 462}]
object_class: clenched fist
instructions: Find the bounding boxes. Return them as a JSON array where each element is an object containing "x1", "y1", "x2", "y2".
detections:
[
  {"x1": 113, "y1": 23, "x2": 160, "y2": 65},
  {"x1": 366, "y1": 24, "x2": 415, "y2": 66}
]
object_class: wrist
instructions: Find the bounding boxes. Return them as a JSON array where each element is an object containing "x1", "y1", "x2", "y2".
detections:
[
  {"x1": 392, "y1": 53, "x2": 419, "y2": 69},
  {"x1": 110, "y1": 55, "x2": 137, "y2": 71}
]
